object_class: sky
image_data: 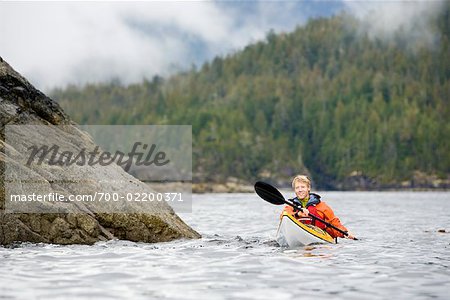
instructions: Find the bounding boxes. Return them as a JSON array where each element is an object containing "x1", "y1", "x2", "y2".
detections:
[{"x1": 0, "y1": 1, "x2": 445, "y2": 91}]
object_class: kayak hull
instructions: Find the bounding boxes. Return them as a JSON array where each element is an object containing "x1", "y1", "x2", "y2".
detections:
[{"x1": 276, "y1": 212, "x2": 336, "y2": 247}]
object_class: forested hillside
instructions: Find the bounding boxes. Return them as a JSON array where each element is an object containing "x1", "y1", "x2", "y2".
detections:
[{"x1": 52, "y1": 7, "x2": 449, "y2": 189}]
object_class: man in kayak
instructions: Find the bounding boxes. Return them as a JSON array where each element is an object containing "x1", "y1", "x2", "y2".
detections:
[{"x1": 283, "y1": 175, "x2": 356, "y2": 240}]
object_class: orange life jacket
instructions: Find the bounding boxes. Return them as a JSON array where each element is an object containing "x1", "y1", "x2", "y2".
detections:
[{"x1": 281, "y1": 196, "x2": 348, "y2": 238}]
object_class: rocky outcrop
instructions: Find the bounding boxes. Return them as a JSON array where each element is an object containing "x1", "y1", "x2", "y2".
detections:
[
  {"x1": 0, "y1": 57, "x2": 200, "y2": 245},
  {"x1": 334, "y1": 170, "x2": 449, "y2": 190}
]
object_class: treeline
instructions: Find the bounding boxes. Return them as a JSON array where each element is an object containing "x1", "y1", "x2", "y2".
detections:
[{"x1": 52, "y1": 8, "x2": 449, "y2": 188}]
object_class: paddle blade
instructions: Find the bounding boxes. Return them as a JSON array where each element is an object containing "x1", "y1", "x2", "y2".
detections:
[{"x1": 254, "y1": 181, "x2": 286, "y2": 205}]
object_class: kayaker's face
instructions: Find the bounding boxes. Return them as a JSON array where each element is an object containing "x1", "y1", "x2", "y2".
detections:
[{"x1": 294, "y1": 181, "x2": 310, "y2": 200}]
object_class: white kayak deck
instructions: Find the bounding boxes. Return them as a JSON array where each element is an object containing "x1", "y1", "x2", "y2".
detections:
[{"x1": 276, "y1": 212, "x2": 336, "y2": 247}]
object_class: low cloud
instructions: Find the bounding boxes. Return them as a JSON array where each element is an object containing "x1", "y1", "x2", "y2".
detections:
[
  {"x1": 342, "y1": 1, "x2": 445, "y2": 46},
  {"x1": 0, "y1": 1, "x2": 444, "y2": 90},
  {"x1": 0, "y1": 1, "x2": 308, "y2": 90}
]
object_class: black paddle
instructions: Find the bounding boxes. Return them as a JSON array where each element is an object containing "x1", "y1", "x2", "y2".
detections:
[{"x1": 254, "y1": 181, "x2": 357, "y2": 239}]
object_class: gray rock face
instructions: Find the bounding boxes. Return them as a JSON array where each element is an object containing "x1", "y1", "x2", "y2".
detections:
[{"x1": 0, "y1": 57, "x2": 200, "y2": 245}]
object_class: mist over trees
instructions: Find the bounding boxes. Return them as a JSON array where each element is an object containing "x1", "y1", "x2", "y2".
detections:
[{"x1": 52, "y1": 7, "x2": 449, "y2": 188}]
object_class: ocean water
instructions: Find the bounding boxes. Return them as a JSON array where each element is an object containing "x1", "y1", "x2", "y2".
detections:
[{"x1": 1, "y1": 191, "x2": 449, "y2": 299}]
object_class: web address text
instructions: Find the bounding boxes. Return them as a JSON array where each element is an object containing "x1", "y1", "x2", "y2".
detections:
[{"x1": 9, "y1": 192, "x2": 184, "y2": 202}]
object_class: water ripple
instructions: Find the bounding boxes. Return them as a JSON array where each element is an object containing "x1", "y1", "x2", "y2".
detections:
[{"x1": 1, "y1": 192, "x2": 450, "y2": 299}]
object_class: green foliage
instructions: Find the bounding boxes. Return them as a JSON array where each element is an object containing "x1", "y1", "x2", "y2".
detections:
[{"x1": 52, "y1": 9, "x2": 449, "y2": 187}]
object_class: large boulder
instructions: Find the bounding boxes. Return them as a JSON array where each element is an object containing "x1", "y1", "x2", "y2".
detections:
[{"x1": 0, "y1": 57, "x2": 200, "y2": 245}]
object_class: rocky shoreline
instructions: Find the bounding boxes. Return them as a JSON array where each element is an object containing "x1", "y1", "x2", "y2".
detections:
[
  {"x1": 191, "y1": 183, "x2": 449, "y2": 193},
  {"x1": 191, "y1": 175, "x2": 449, "y2": 193},
  {"x1": 333, "y1": 171, "x2": 449, "y2": 191},
  {"x1": 0, "y1": 57, "x2": 200, "y2": 246},
  {"x1": 192, "y1": 182, "x2": 254, "y2": 193},
  {"x1": 190, "y1": 171, "x2": 448, "y2": 193}
]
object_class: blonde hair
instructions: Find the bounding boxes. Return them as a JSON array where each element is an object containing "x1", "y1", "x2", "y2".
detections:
[{"x1": 291, "y1": 175, "x2": 311, "y2": 190}]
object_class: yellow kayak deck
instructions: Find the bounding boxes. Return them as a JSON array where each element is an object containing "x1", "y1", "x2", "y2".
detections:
[{"x1": 276, "y1": 211, "x2": 336, "y2": 246}]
